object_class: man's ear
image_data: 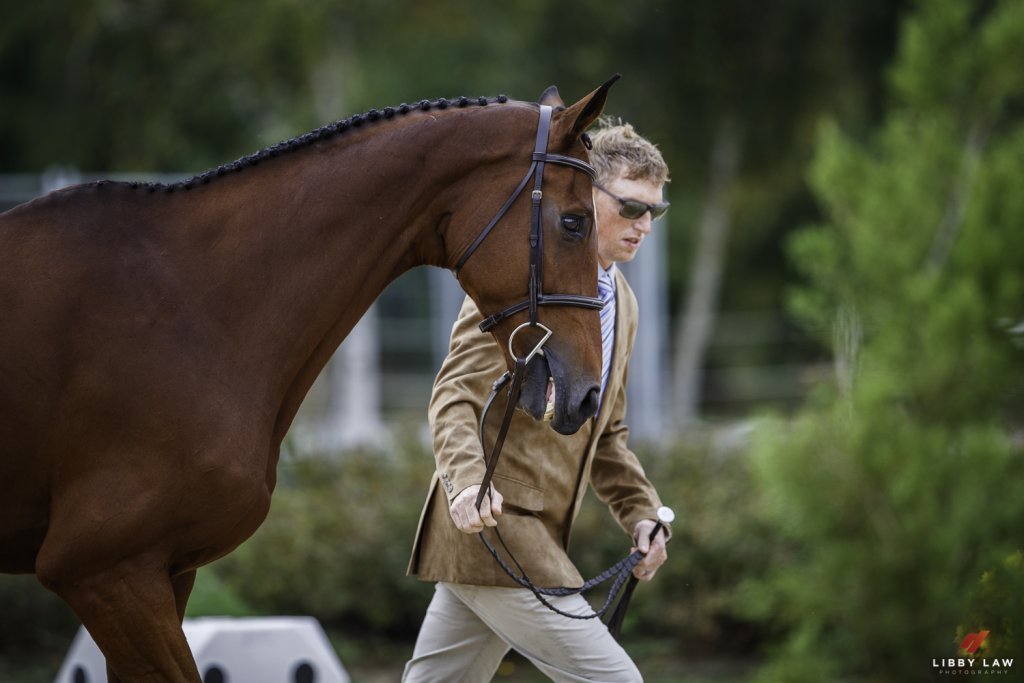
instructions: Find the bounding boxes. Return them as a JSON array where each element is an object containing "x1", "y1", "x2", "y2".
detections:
[
  {"x1": 551, "y1": 74, "x2": 620, "y2": 144},
  {"x1": 538, "y1": 85, "x2": 565, "y2": 107}
]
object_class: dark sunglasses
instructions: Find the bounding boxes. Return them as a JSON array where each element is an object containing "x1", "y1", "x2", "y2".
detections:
[{"x1": 594, "y1": 183, "x2": 670, "y2": 220}]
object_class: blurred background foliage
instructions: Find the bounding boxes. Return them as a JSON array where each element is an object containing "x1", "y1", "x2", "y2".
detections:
[
  {"x1": 0, "y1": 0, "x2": 909, "y2": 333},
  {"x1": 2, "y1": 0, "x2": 1023, "y2": 681}
]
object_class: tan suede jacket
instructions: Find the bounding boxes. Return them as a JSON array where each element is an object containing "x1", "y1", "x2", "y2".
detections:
[{"x1": 407, "y1": 269, "x2": 665, "y2": 588}]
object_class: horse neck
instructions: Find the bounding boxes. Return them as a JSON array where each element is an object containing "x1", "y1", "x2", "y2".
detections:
[{"x1": 175, "y1": 108, "x2": 525, "y2": 442}]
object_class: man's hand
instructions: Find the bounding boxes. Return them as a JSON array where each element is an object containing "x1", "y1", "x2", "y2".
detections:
[
  {"x1": 631, "y1": 519, "x2": 668, "y2": 581},
  {"x1": 449, "y1": 484, "x2": 503, "y2": 534}
]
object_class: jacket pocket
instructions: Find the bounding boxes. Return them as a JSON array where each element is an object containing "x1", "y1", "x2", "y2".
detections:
[{"x1": 491, "y1": 474, "x2": 544, "y2": 512}]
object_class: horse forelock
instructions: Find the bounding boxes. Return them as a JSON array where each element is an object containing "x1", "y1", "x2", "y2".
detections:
[{"x1": 118, "y1": 94, "x2": 516, "y2": 194}]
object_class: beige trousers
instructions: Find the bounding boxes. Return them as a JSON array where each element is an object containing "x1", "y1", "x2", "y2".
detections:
[{"x1": 402, "y1": 582, "x2": 642, "y2": 683}]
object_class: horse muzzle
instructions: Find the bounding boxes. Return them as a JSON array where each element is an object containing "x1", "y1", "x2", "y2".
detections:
[{"x1": 519, "y1": 349, "x2": 600, "y2": 435}]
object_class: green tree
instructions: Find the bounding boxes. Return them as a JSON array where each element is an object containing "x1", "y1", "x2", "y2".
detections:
[
  {"x1": 0, "y1": 0, "x2": 340, "y2": 171},
  {"x1": 743, "y1": 1, "x2": 1024, "y2": 680}
]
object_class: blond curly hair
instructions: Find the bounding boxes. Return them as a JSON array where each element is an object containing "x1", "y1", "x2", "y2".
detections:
[{"x1": 588, "y1": 116, "x2": 670, "y2": 186}]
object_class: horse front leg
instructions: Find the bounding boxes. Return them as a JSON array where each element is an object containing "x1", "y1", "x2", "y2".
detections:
[
  {"x1": 38, "y1": 556, "x2": 202, "y2": 682},
  {"x1": 172, "y1": 569, "x2": 197, "y2": 623}
]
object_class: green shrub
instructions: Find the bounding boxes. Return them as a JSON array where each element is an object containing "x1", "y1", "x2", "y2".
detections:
[
  {"x1": 960, "y1": 550, "x2": 1024, "y2": 660},
  {"x1": 185, "y1": 569, "x2": 255, "y2": 618},
  {"x1": 741, "y1": 412, "x2": 1024, "y2": 683},
  {"x1": 205, "y1": 424, "x2": 771, "y2": 656},
  {"x1": 736, "y1": 1, "x2": 1024, "y2": 680}
]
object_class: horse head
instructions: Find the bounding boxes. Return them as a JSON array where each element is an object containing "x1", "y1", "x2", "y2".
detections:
[{"x1": 451, "y1": 76, "x2": 618, "y2": 435}]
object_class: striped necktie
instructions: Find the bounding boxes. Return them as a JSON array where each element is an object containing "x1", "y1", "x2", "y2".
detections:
[{"x1": 598, "y1": 267, "x2": 616, "y2": 400}]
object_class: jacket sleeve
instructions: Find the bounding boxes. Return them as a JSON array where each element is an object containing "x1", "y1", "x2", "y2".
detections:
[
  {"x1": 588, "y1": 369, "x2": 666, "y2": 540},
  {"x1": 428, "y1": 295, "x2": 508, "y2": 503},
  {"x1": 587, "y1": 284, "x2": 669, "y2": 541}
]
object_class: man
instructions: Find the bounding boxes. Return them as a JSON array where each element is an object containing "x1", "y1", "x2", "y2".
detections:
[{"x1": 404, "y1": 118, "x2": 671, "y2": 683}]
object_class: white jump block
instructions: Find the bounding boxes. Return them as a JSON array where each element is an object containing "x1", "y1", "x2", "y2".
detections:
[{"x1": 54, "y1": 616, "x2": 350, "y2": 683}]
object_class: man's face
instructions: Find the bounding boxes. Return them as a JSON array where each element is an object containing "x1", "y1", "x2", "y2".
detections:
[{"x1": 593, "y1": 173, "x2": 666, "y2": 269}]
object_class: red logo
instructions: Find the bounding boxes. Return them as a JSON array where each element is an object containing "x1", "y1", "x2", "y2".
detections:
[{"x1": 961, "y1": 631, "x2": 990, "y2": 654}]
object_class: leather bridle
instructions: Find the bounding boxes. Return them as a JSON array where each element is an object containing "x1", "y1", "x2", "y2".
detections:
[{"x1": 454, "y1": 104, "x2": 604, "y2": 335}]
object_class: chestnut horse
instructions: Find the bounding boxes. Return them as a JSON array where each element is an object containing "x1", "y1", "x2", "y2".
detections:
[{"x1": 0, "y1": 78, "x2": 616, "y2": 681}]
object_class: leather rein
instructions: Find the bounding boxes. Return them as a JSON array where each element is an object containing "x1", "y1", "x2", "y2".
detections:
[{"x1": 453, "y1": 104, "x2": 665, "y2": 633}]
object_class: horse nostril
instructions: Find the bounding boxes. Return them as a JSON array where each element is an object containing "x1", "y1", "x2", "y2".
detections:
[{"x1": 579, "y1": 386, "x2": 601, "y2": 419}]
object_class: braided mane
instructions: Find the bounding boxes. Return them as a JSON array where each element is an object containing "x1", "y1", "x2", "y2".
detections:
[{"x1": 123, "y1": 95, "x2": 511, "y2": 193}]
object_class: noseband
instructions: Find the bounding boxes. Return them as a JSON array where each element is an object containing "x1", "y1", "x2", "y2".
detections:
[{"x1": 454, "y1": 104, "x2": 604, "y2": 335}]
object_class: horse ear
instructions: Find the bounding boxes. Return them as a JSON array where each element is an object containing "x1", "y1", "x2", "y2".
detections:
[
  {"x1": 553, "y1": 74, "x2": 621, "y2": 143},
  {"x1": 538, "y1": 85, "x2": 564, "y2": 107}
]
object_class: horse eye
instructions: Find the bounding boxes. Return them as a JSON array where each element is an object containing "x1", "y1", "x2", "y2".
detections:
[{"x1": 560, "y1": 214, "x2": 586, "y2": 235}]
